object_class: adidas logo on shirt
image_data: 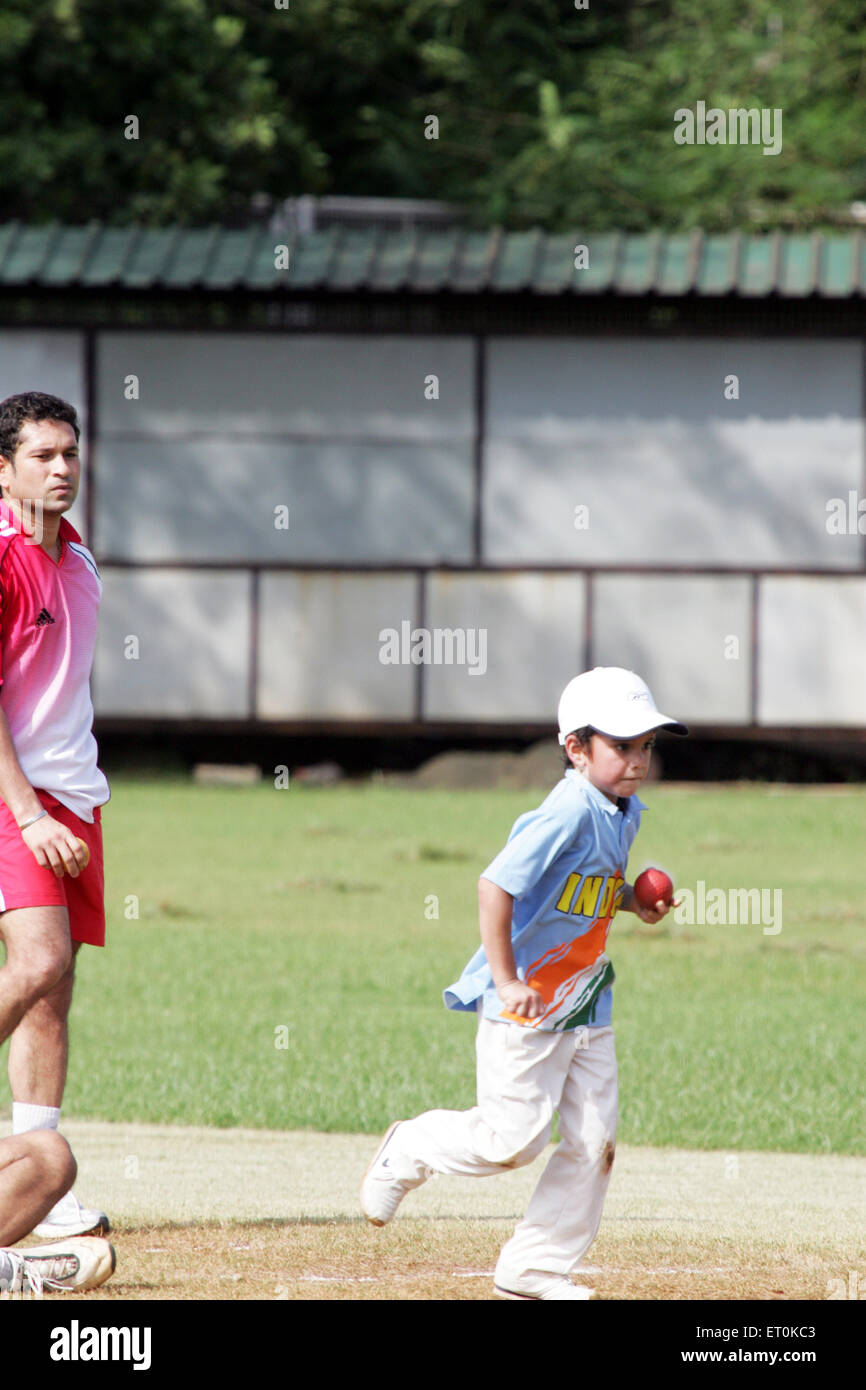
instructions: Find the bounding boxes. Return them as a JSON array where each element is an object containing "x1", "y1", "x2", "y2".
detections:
[{"x1": 35, "y1": 607, "x2": 56, "y2": 627}]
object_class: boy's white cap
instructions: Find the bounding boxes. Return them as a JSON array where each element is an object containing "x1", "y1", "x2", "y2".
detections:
[{"x1": 557, "y1": 667, "x2": 688, "y2": 744}]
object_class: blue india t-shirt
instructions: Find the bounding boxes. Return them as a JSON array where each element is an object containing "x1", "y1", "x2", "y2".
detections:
[{"x1": 444, "y1": 769, "x2": 645, "y2": 1031}]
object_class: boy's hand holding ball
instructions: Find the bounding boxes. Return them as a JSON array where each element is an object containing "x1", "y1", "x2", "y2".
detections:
[{"x1": 631, "y1": 867, "x2": 677, "y2": 923}]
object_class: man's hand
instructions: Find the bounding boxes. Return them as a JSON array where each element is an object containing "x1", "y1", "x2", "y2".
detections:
[
  {"x1": 497, "y1": 978, "x2": 545, "y2": 1019},
  {"x1": 21, "y1": 816, "x2": 88, "y2": 878}
]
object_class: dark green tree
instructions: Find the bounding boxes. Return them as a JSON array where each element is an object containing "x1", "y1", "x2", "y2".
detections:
[
  {"x1": 0, "y1": 0, "x2": 291, "y2": 223},
  {"x1": 1, "y1": 0, "x2": 865, "y2": 231}
]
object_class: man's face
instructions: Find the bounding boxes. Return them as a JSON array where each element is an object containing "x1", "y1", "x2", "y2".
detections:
[
  {"x1": 0, "y1": 418, "x2": 81, "y2": 517},
  {"x1": 568, "y1": 730, "x2": 655, "y2": 803}
]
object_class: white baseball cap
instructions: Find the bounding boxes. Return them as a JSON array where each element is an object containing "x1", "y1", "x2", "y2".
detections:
[{"x1": 557, "y1": 667, "x2": 688, "y2": 744}]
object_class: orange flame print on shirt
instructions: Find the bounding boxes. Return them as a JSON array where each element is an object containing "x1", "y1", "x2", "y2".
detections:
[{"x1": 501, "y1": 872, "x2": 624, "y2": 1025}]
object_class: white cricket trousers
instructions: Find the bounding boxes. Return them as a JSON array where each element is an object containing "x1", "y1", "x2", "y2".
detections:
[{"x1": 399, "y1": 1017, "x2": 618, "y2": 1282}]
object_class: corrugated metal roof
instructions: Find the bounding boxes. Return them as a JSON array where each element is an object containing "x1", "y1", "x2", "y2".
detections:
[{"x1": 1, "y1": 222, "x2": 866, "y2": 296}]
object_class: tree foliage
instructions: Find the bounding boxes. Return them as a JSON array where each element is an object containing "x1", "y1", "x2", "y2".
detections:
[{"x1": 0, "y1": 0, "x2": 864, "y2": 230}]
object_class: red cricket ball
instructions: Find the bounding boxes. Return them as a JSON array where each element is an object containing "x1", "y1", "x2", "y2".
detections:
[{"x1": 633, "y1": 867, "x2": 674, "y2": 910}]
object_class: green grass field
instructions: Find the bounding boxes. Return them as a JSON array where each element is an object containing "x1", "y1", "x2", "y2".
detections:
[{"x1": 4, "y1": 778, "x2": 863, "y2": 1154}]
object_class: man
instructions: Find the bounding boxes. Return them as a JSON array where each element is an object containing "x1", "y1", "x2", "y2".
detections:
[
  {"x1": 0, "y1": 392, "x2": 110, "y2": 1238},
  {"x1": 0, "y1": 1129, "x2": 114, "y2": 1292}
]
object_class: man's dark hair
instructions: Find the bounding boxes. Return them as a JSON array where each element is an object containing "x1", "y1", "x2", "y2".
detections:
[
  {"x1": 562, "y1": 725, "x2": 595, "y2": 770},
  {"x1": 0, "y1": 392, "x2": 80, "y2": 463}
]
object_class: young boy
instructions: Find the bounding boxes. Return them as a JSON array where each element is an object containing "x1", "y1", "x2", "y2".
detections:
[{"x1": 361, "y1": 666, "x2": 687, "y2": 1300}]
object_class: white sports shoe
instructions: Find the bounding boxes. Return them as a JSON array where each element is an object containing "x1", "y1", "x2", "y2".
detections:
[
  {"x1": 360, "y1": 1121, "x2": 430, "y2": 1227},
  {"x1": 494, "y1": 1269, "x2": 598, "y2": 1301},
  {"x1": 0, "y1": 1237, "x2": 116, "y2": 1294},
  {"x1": 31, "y1": 1190, "x2": 110, "y2": 1239}
]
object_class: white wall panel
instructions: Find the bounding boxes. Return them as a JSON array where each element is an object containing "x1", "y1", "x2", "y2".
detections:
[
  {"x1": 94, "y1": 332, "x2": 475, "y2": 562},
  {"x1": 92, "y1": 439, "x2": 473, "y2": 562},
  {"x1": 258, "y1": 572, "x2": 418, "y2": 719},
  {"x1": 96, "y1": 332, "x2": 473, "y2": 440},
  {"x1": 424, "y1": 573, "x2": 585, "y2": 721},
  {"x1": 484, "y1": 338, "x2": 863, "y2": 569},
  {"x1": 93, "y1": 569, "x2": 251, "y2": 716},
  {"x1": 592, "y1": 575, "x2": 753, "y2": 724},
  {"x1": 0, "y1": 329, "x2": 89, "y2": 538},
  {"x1": 758, "y1": 577, "x2": 866, "y2": 725}
]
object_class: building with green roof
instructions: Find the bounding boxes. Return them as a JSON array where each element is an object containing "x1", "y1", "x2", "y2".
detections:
[{"x1": 1, "y1": 213, "x2": 864, "y2": 757}]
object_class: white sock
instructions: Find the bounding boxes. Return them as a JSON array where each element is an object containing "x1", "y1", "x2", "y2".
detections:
[
  {"x1": 12, "y1": 1103, "x2": 61, "y2": 1136},
  {"x1": 0, "y1": 1251, "x2": 13, "y2": 1286}
]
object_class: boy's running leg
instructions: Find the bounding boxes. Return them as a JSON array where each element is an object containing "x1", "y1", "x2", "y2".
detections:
[
  {"x1": 494, "y1": 1025, "x2": 617, "y2": 1293},
  {"x1": 362, "y1": 1019, "x2": 572, "y2": 1225},
  {"x1": 402, "y1": 1019, "x2": 569, "y2": 1174}
]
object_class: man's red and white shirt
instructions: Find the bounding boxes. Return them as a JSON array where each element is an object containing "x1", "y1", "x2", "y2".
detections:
[{"x1": 0, "y1": 499, "x2": 109, "y2": 821}]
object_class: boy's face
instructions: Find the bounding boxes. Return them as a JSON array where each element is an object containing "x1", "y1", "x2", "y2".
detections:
[{"x1": 565, "y1": 730, "x2": 656, "y2": 804}]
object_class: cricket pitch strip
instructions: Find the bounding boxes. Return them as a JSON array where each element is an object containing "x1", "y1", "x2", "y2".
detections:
[{"x1": 17, "y1": 1120, "x2": 863, "y2": 1302}]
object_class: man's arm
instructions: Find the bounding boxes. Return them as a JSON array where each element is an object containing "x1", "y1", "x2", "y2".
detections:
[
  {"x1": 0, "y1": 708, "x2": 86, "y2": 878},
  {"x1": 478, "y1": 876, "x2": 544, "y2": 1020}
]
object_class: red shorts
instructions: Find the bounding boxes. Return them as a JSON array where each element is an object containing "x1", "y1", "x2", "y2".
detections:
[{"x1": 0, "y1": 792, "x2": 105, "y2": 947}]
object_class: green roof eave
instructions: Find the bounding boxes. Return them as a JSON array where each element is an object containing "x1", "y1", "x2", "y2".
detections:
[{"x1": 1, "y1": 223, "x2": 865, "y2": 298}]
